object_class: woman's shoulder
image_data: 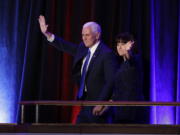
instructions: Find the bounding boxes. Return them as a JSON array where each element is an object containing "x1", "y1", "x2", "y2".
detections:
[{"x1": 129, "y1": 54, "x2": 142, "y2": 67}]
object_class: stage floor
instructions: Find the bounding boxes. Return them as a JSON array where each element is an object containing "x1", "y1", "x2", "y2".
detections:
[{"x1": 0, "y1": 123, "x2": 180, "y2": 134}]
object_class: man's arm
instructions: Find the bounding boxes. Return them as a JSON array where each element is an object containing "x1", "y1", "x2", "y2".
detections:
[
  {"x1": 38, "y1": 15, "x2": 78, "y2": 56},
  {"x1": 100, "y1": 52, "x2": 119, "y2": 100},
  {"x1": 93, "y1": 52, "x2": 119, "y2": 115}
]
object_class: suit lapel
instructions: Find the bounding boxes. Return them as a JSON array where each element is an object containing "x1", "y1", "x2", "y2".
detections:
[
  {"x1": 86, "y1": 43, "x2": 102, "y2": 77},
  {"x1": 73, "y1": 47, "x2": 87, "y2": 65},
  {"x1": 72, "y1": 42, "x2": 103, "y2": 79},
  {"x1": 72, "y1": 45, "x2": 88, "y2": 76}
]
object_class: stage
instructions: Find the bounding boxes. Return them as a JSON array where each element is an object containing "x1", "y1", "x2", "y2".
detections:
[{"x1": 0, "y1": 123, "x2": 180, "y2": 134}]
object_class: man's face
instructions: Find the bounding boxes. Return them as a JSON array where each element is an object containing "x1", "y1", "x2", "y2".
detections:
[
  {"x1": 82, "y1": 26, "x2": 100, "y2": 48},
  {"x1": 117, "y1": 41, "x2": 133, "y2": 56}
]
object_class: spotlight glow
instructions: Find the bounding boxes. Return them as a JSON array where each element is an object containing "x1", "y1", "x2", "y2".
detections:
[{"x1": 0, "y1": 47, "x2": 16, "y2": 123}]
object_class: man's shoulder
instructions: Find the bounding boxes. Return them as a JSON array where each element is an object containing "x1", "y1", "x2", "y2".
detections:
[{"x1": 99, "y1": 42, "x2": 113, "y2": 52}]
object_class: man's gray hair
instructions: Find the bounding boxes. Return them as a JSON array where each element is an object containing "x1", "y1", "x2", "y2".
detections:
[{"x1": 83, "y1": 22, "x2": 102, "y2": 34}]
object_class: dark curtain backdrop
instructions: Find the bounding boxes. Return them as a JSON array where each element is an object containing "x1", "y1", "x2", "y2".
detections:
[{"x1": 0, "y1": 0, "x2": 180, "y2": 124}]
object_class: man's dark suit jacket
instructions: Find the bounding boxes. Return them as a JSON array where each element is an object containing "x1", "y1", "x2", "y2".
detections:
[{"x1": 50, "y1": 35, "x2": 119, "y2": 101}]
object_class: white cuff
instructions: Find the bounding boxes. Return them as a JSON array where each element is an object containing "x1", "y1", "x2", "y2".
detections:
[{"x1": 47, "y1": 34, "x2": 55, "y2": 42}]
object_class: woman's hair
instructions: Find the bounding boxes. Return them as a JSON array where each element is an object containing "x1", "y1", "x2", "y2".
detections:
[
  {"x1": 115, "y1": 32, "x2": 138, "y2": 55},
  {"x1": 115, "y1": 32, "x2": 134, "y2": 44}
]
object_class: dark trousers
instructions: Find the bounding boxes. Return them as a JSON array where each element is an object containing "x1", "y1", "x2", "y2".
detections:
[
  {"x1": 76, "y1": 106, "x2": 109, "y2": 124},
  {"x1": 111, "y1": 106, "x2": 149, "y2": 124}
]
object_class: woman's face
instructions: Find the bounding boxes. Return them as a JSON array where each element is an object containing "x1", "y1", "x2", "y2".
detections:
[{"x1": 116, "y1": 41, "x2": 133, "y2": 56}]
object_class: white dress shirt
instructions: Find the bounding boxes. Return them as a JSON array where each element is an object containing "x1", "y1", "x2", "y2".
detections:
[
  {"x1": 81, "y1": 41, "x2": 100, "y2": 92},
  {"x1": 81, "y1": 41, "x2": 100, "y2": 73}
]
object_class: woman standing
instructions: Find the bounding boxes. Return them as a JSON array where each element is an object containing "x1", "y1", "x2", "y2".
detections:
[{"x1": 112, "y1": 33, "x2": 148, "y2": 124}]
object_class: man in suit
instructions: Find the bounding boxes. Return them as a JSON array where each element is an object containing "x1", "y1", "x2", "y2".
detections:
[{"x1": 38, "y1": 15, "x2": 119, "y2": 123}]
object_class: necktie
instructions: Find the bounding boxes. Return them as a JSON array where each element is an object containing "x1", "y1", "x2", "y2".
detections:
[{"x1": 77, "y1": 50, "x2": 91, "y2": 99}]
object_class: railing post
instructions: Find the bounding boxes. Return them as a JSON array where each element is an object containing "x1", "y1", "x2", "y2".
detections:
[
  {"x1": 35, "y1": 104, "x2": 39, "y2": 123},
  {"x1": 21, "y1": 105, "x2": 24, "y2": 124}
]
